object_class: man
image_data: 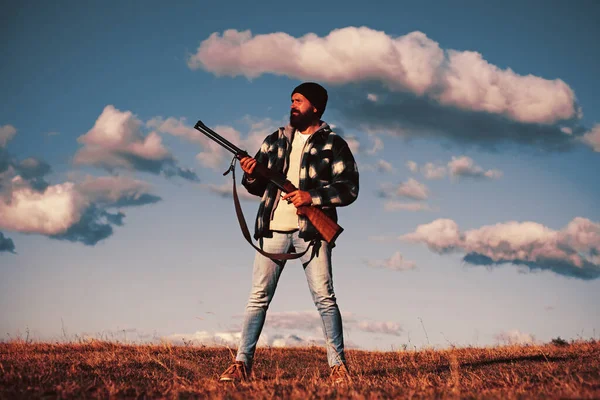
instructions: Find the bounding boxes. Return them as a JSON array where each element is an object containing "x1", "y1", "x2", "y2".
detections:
[{"x1": 219, "y1": 82, "x2": 359, "y2": 383}]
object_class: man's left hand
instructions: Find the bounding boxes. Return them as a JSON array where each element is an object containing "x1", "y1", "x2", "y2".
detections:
[{"x1": 282, "y1": 190, "x2": 312, "y2": 208}]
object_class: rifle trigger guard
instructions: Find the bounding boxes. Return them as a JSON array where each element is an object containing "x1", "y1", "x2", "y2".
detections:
[{"x1": 223, "y1": 156, "x2": 237, "y2": 176}]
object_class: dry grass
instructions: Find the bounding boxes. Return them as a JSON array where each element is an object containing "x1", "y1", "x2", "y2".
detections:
[{"x1": 1, "y1": 339, "x2": 598, "y2": 399}]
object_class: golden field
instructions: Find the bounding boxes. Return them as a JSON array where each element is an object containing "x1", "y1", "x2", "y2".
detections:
[{"x1": 1, "y1": 339, "x2": 598, "y2": 399}]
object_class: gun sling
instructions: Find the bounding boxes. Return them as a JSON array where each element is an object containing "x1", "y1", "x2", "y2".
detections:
[{"x1": 227, "y1": 160, "x2": 317, "y2": 261}]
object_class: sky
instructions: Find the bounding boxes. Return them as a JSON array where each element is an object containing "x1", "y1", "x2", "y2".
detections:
[{"x1": 1, "y1": 0, "x2": 599, "y2": 351}]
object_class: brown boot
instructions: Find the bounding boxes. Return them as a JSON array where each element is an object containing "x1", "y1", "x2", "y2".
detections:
[
  {"x1": 330, "y1": 363, "x2": 351, "y2": 383},
  {"x1": 219, "y1": 361, "x2": 249, "y2": 382}
]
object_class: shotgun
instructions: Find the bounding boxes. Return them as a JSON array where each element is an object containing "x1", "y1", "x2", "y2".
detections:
[{"x1": 194, "y1": 120, "x2": 343, "y2": 244}]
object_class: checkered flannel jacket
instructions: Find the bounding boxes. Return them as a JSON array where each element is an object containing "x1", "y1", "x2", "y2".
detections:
[{"x1": 242, "y1": 122, "x2": 359, "y2": 243}]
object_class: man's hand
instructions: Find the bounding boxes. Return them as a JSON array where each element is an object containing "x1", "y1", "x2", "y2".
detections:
[
  {"x1": 240, "y1": 156, "x2": 257, "y2": 176},
  {"x1": 282, "y1": 190, "x2": 312, "y2": 208}
]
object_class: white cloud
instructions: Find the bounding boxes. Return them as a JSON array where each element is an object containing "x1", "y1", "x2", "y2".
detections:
[
  {"x1": 76, "y1": 175, "x2": 160, "y2": 207},
  {"x1": 146, "y1": 116, "x2": 204, "y2": 144},
  {"x1": 149, "y1": 116, "x2": 281, "y2": 172},
  {"x1": 76, "y1": 105, "x2": 170, "y2": 162},
  {"x1": 367, "y1": 251, "x2": 416, "y2": 271},
  {"x1": 422, "y1": 162, "x2": 447, "y2": 180},
  {"x1": 406, "y1": 157, "x2": 502, "y2": 181},
  {"x1": 249, "y1": 310, "x2": 403, "y2": 338},
  {"x1": 366, "y1": 136, "x2": 384, "y2": 155},
  {"x1": 376, "y1": 160, "x2": 394, "y2": 173},
  {"x1": 363, "y1": 159, "x2": 395, "y2": 174},
  {"x1": 438, "y1": 50, "x2": 575, "y2": 124},
  {"x1": 401, "y1": 219, "x2": 462, "y2": 253},
  {"x1": 560, "y1": 127, "x2": 573, "y2": 135},
  {"x1": 0, "y1": 125, "x2": 16, "y2": 148},
  {"x1": 163, "y1": 330, "x2": 325, "y2": 348},
  {"x1": 384, "y1": 201, "x2": 437, "y2": 212},
  {"x1": 448, "y1": 156, "x2": 503, "y2": 179},
  {"x1": 406, "y1": 161, "x2": 418, "y2": 173},
  {"x1": 0, "y1": 174, "x2": 159, "y2": 239},
  {"x1": 581, "y1": 124, "x2": 600, "y2": 152},
  {"x1": 357, "y1": 321, "x2": 403, "y2": 336},
  {"x1": 395, "y1": 178, "x2": 429, "y2": 200},
  {"x1": 189, "y1": 27, "x2": 577, "y2": 125},
  {"x1": 367, "y1": 93, "x2": 378, "y2": 102},
  {"x1": 345, "y1": 136, "x2": 360, "y2": 155},
  {"x1": 74, "y1": 106, "x2": 197, "y2": 180},
  {"x1": 401, "y1": 217, "x2": 600, "y2": 279},
  {"x1": 164, "y1": 330, "x2": 244, "y2": 347},
  {"x1": 0, "y1": 181, "x2": 88, "y2": 235},
  {"x1": 494, "y1": 330, "x2": 536, "y2": 345},
  {"x1": 264, "y1": 311, "x2": 325, "y2": 331}
]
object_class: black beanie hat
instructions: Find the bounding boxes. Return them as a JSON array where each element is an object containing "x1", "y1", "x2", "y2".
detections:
[{"x1": 292, "y1": 82, "x2": 328, "y2": 118}]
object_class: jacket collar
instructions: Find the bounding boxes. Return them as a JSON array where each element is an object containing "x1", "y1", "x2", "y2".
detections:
[{"x1": 282, "y1": 121, "x2": 331, "y2": 143}]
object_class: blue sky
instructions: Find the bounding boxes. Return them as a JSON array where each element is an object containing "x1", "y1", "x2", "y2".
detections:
[{"x1": 1, "y1": 0, "x2": 599, "y2": 350}]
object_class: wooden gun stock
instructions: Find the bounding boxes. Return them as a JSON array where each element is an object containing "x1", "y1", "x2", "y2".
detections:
[
  {"x1": 279, "y1": 179, "x2": 343, "y2": 245},
  {"x1": 297, "y1": 205, "x2": 344, "y2": 244}
]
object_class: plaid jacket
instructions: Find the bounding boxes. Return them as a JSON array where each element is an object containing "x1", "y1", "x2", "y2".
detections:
[{"x1": 242, "y1": 121, "x2": 359, "y2": 242}]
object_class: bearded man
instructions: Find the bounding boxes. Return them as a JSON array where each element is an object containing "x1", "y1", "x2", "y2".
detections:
[{"x1": 219, "y1": 82, "x2": 359, "y2": 383}]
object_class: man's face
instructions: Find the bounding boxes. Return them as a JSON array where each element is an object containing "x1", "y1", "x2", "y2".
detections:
[{"x1": 290, "y1": 93, "x2": 317, "y2": 129}]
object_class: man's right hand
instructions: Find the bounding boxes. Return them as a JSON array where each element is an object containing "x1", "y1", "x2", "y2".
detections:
[{"x1": 240, "y1": 156, "x2": 257, "y2": 176}]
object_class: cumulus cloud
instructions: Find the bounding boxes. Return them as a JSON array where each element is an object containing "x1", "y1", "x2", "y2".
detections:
[
  {"x1": 357, "y1": 321, "x2": 403, "y2": 336},
  {"x1": 0, "y1": 232, "x2": 15, "y2": 253},
  {"x1": 256, "y1": 310, "x2": 403, "y2": 338},
  {"x1": 494, "y1": 330, "x2": 536, "y2": 345},
  {"x1": 264, "y1": 311, "x2": 325, "y2": 331},
  {"x1": 76, "y1": 175, "x2": 162, "y2": 208},
  {"x1": 362, "y1": 159, "x2": 395, "y2": 174},
  {"x1": 0, "y1": 125, "x2": 17, "y2": 148},
  {"x1": 581, "y1": 124, "x2": 600, "y2": 152},
  {"x1": 164, "y1": 330, "x2": 243, "y2": 347},
  {"x1": 150, "y1": 115, "x2": 280, "y2": 172},
  {"x1": 163, "y1": 330, "x2": 325, "y2": 348},
  {"x1": 0, "y1": 181, "x2": 87, "y2": 236},
  {"x1": 375, "y1": 160, "x2": 394, "y2": 173},
  {"x1": 379, "y1": 178, "x2": 428, "y2": 200},
  {"x1": 189, "y1": 27, "x2": 599, "y2": 152},
  {"x1": 344, "y1": 136, "x2": 360, "y2": 155},
  {"x1": 189, "y1": 27, "x2": 577, "y2": 125},
  {"x1": 0, "y1": 175, "x2": 161, "y2": 247},
  {"x1": 421, "y1": 162, "x2": 447, "y2": 180},
  {"x1": 406, "y1": 161, "x2": 418, "y2": 173},
  {"x1": 407, "y1": 157, "x2": 502, "y2": 180},
  {"x1": 1, "y1": 126, "x2": 162, "y2": 250},
  {"x1": 74, "y1": 106, "x2": 198, "y2": 181},
  {"x1": 367, "y1": 251, "x2": 416, "y2": 271},
  {"x1": 366, "y1": 136, "x2": 384, "y2": 155},
  {"x1": 400, "y1": 217, "x2": 600, "y2": 280},
  {"x1": 448, "y1": 156, "x2": 503, "y2": 179}
]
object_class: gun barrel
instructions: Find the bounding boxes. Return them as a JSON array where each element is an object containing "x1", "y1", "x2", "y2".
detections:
[{"x1": 194, "y1": 120, "x2": 245, "y2": 156}]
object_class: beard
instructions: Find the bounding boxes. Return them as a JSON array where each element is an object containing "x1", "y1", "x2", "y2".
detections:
[{"x1": 290, "y1": 108, "x2": 317, "y2": 131}]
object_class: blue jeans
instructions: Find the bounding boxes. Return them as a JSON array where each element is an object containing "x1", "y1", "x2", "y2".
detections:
[{"x1": 235, "y1": 231, "x2": 345, "y2": 369}]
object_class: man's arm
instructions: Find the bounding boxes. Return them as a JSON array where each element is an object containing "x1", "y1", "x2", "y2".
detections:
[
  {"x1": 307, "y1": 139, "x2": 359, "y2": 207},
  {"x1": 241, "y1": 139, "x2": 270, "y2": 197}
]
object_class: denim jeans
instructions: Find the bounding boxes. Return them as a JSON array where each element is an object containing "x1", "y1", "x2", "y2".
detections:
[{"x1": 235, "y1": 231, "x2": 345, "y2": 369}]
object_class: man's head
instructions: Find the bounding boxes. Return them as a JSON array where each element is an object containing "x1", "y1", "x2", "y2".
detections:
[{"x1": 290, "y1": 82, "x2": 328, "y2": 130}]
